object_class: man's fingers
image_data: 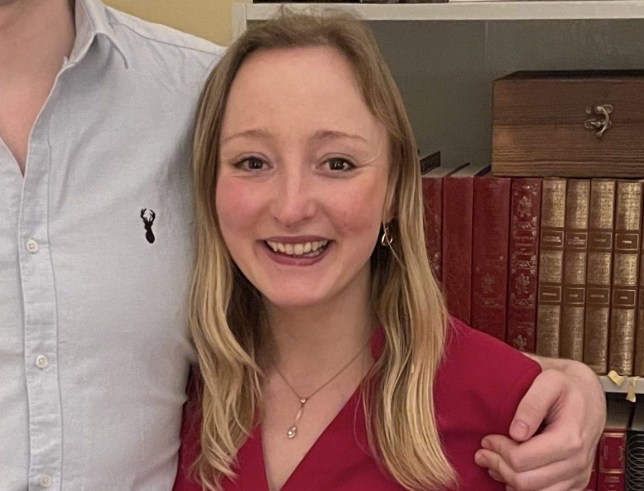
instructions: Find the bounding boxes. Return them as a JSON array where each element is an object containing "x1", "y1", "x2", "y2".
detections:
[
  {"x1": 479, "y1": 432, "x2": 573, "y2": 472},
  {"x1": 510, "y1": 369, "x2": 567, "y2": 442},
  {"x1": 475, "y1": 445, "x2": 589, "y2": 491},
  {"x1": 480, "y1": 360, "x2": 604, "y2": 490}
]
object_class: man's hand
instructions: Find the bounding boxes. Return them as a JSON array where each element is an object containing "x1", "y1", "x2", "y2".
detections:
[{"x1": 474, "y1": 356, "x2": 606, "y2": 491}]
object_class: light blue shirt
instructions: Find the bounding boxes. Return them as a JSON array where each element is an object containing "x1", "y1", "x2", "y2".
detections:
[{"x1": 0, "y1": 1, "x2": 224, "y2": 489}]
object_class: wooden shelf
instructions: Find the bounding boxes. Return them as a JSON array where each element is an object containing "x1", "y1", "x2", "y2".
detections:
[
  {"x1": 235, "y1": 1, "x2": 644, "y2": 25},
  {"x1": 601, "y1": 375, "x2": 644, "y2": 395}
]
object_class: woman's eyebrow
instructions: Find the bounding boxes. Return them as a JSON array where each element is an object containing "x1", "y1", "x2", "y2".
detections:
[
  {"x1": 220, "y1": 127, "x2": 272, "y2": 144},
  {"x1": 311, "y1": 129, "x2": 368, "y2": 143}
]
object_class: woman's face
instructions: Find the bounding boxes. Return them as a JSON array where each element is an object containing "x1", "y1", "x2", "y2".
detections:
[{"x1": 216, "y1": 45, "x2": 390, "y2": 311}]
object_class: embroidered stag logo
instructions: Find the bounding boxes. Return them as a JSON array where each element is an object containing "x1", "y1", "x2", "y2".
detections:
[{"x1": 140, "y1": 208, "x2": 156, "y2": 244}]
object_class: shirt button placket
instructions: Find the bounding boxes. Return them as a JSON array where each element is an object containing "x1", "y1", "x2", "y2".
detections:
[{"x1": 20, "y1": 130, "x2": 62, "y2": 488}]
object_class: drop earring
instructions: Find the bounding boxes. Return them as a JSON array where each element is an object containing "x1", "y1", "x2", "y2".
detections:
[{"x1": 380, "y1": 222, "x2": 393, "y2": 247}]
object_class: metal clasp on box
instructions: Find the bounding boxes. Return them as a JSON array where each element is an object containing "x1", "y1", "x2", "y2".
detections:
[{"x1": 584, "y1": 104, "x2": 614, "y2": 138}]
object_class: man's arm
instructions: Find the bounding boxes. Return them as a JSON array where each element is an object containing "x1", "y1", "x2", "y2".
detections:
[{"x1": 475, "y1": 356, "x2": 606, "y2": 491}]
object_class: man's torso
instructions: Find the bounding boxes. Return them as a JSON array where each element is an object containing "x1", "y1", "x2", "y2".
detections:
[{"x1": 0, "y1": 1, "x2": 224, "y2": 488}]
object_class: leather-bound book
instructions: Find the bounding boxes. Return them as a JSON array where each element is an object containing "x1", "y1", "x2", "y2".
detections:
[
  {"x1": 560, "y1": 179, "x2": 591, "y2": 361},
  {"x1": 598, "y1": 398, "x2": 633, "y2": 491},
  {"x1": 506, "y1": 177, "x2": 542, "y2": 353},
  {"x1": 442, "y1": 163, "x2": 490, "y2": 324},
  {"x1": 585, "y1": 450, "x2": 599, "y2": 491},
  {"x1": 421, "y1": 163, "x2": 467, "y2": 283},
  {"x1": 584, "y1": 179, "x2": 617, "y2": 374},
  {"x1": 608, "y1": 180, "x2": 642, "y2": 376},
  {"x1": 536, "y1": 177, "x2": 567, "y2": 357},
  {"x1": 627, "y1": 400, "x2": 644, "y2": 491},
  {"x1": 471, "y1": 174, "x2": 511, "y2": 341},
  {"x1": 419, "y1": 151, "x2": 441, "y2": 175},
  {"x1": 634, "y1": 181, "x2": 644, "y2": 376}
]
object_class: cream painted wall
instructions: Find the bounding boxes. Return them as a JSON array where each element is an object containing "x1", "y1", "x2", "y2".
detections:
[{"x1": 104, "y1": 0, "x2": 235, "y2": 46}]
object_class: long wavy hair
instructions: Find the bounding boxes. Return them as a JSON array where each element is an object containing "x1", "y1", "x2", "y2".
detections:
[{"x1": 190, "y1": 11, "x2": 454, "y2": 491}]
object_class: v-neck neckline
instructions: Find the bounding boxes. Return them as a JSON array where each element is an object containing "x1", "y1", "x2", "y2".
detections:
[
  {"x1": 222, "y1": 329, "x2": 384, "y2": 491},
  {"x1": 251, "y1": 385, "x2": 364, "y2": 491}
]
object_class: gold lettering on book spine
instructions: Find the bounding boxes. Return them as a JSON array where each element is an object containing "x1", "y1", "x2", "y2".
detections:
[
  {"x1": 584, "y1": 179, "x2": 616, "y2": 374},
  {"x1": 507, "y1": 180, "x2": 541, "y2": 352},
  {"x1": 537, "y1": 178, "x2": 567, "y2": 358},
  {"x1": 609, "y1": 181, "x2": 641, "y2": 376},
  {"x1": 561, "y1": 180, "x2": 590, "y2": 361}
]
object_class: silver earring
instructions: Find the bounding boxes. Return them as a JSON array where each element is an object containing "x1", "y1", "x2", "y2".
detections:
[{"x1": 380, "y1": 223, "x2": 393, "y2": 247}]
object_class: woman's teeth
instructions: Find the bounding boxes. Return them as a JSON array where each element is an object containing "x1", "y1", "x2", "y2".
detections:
[{"x1": 266, "y1": 240, "x2": 328, "y2": 257}]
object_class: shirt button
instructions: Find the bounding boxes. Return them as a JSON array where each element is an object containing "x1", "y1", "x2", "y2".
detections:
[
  {"x1": 26, "y1": 239, "x2": 39, "y2": 253},
  {"x1": 35, "y1": 355, "x2": 49, "y2": 369},
  {"x1": 38, "y1": 474, "x2": 52, "y2": 488}
]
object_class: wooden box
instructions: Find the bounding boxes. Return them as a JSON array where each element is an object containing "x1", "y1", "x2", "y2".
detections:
[{"x1": 492, "y1": 70, "x2": 644, "y2": 178}]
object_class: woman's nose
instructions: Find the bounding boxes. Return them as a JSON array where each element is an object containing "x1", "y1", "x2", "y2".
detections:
[{"x1": 269, "y1": 166, "x2": 316, "y2": 227}]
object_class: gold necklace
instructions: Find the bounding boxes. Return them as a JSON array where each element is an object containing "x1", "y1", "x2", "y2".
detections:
[{"x1": 273, "y1": 339, "x2": 371, "y2": 439}]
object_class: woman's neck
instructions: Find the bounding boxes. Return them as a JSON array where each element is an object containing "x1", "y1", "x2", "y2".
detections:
[{"x1": 263, "y1": 294, "x2": 375, "y2": 383}]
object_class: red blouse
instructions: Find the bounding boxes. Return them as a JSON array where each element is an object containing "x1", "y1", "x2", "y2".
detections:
[{"x1": 174, "y1": 319, "x2": 541, "y2": 490}]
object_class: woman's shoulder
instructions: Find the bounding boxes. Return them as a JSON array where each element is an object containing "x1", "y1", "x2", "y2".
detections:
[
  {"x1": 442, "y1": 317, "x2": 541, "y2": 376},
  {"x1": 435, "y1": 317, "x2": 541, "y2": 428},
  {"x1": 432, "y1": 318, "x2": 541, "y2": 490}
]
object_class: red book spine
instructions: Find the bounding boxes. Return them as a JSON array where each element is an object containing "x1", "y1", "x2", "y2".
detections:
[
  {"x1": 442, "y1": 175, "x2": 475, "y2": 324},
  {"x1": 598, "y1": 430, "x2": 627, "y2": 491},
  {"x1": 423, "y1": 177, "x2": 444, "y2": 282},
  {"x1": 585, "y1": 449, "x2": 599, "y2": 490},
  {"x1": 506, "y1": 178, "x2": 542, "y2": 352},
  {"x1": 471, "y1": 175, "x2": 511, "y2": 340}
]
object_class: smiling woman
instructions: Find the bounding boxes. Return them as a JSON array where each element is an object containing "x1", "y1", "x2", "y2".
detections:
[{"x1": 173, "y1": 10, "x2": 597, "y2": 491}]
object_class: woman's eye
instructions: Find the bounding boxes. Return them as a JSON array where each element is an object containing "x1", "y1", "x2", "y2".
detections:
[
  {"x1": 236, "y1": 157, "x2": 266, "y2": 171},
  {"x1": 327, "y1": 158, "x2": 355, "y2": 172}
]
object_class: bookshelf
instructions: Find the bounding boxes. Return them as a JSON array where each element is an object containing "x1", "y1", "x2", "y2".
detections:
[
  {"x1": 232, "y1": 1, "x2": 644, "y2": 394},
  {"x1": 601, "y1": 375, "x2": 644, "y2": 395},
  {"x1": 234, "y1": 1, "x2": 644, "y2": 24}
]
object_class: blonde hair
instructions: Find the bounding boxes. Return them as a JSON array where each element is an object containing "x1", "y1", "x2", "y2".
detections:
[{"x1": 190, "y1": 11, "x2": 455, "y2": 491}]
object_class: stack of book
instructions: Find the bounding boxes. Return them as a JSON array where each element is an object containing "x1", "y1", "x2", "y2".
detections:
[{"x1": 423, "y1": 164, "x2": 644, "y2": 377}]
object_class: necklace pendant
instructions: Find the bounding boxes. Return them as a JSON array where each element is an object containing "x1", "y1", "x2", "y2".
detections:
[{"x1": 287, "y1": 425, "x2": 298, "y2": 439}]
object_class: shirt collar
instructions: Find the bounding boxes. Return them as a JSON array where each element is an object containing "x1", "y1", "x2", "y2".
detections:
[{"x1": 69, "y1": 0, "x2": 128, "y2": 68}]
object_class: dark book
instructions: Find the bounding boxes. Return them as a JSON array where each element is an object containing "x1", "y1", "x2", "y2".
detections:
[
  {"x1": 585, "y1": 450, "x2": 599, "y2": 490},
  {"x1": 598, "y1": 398, "x2": 633, "y2": 491},
  {"x1": 419, "y1": 150, "x2": 441, "y2": 174},
  {"x1": 506, "y1": 177, "x2": 542, "y2": 353},
  {"x1": 442, "y1": 163, "x2": 490, "y2": 324},
  {"x1": 471, "y1": 173, "x2": 511, "y2": 341},
  {"x1": 421, "y1": 163, "x2": 467, "y2": 282}
]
